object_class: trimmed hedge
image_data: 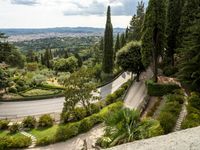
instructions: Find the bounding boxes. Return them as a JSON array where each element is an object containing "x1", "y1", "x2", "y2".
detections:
[
  {"x1": 36, "y1": 101, "x2": 123, "y2": 146},
  {"x1": 0, "y1": 136, "x2": 31, "y2": 150},
  {"x1": 146, "y1": 80, "x2": 180, "y2": 96}
]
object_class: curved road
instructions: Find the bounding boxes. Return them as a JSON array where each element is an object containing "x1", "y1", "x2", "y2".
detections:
[{"x1": 0, "y1": 72, "x2": 131, "y2": 119}]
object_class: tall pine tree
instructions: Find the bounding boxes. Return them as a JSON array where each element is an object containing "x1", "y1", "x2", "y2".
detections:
[
  {"x1": 141, "y1": 0, "x2": 167, "y2": 82},
  {"x1": 102, "y1": 6, "x2": 114, "y2": 74},
  {"x1": 166, "y1": 0, "x2": 184, "y2": 66}
]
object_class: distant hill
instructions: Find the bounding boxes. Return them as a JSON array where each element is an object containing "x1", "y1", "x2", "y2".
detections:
[{"x1": 0, "y1": 27, "x2": 125, "y2": 36}]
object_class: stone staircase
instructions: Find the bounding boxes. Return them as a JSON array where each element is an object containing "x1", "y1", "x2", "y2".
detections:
[
  {"x1": 173, "y1": 92, "x2": 188, "y2": 132},
  {"x1": 21, "y1": 131, "x2": 37, "y2": 148}
]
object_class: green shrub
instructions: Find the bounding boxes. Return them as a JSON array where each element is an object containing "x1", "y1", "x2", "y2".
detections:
[
  {"x1": 165, "y1": 94, "x2": 184, "y2": 104},
  {"x1": 188, "y1": 93, "x2": 200, "y2": 110},
  {"x1": 60, "y1": 112, "x2": 70, "y2": 124},
  {"x1": 9, "y1": 123, "x2": 20, "y2": 134},
  {"x1": 8, "y1": 87, "x2": 17, "y2": 93},
  {"x1": 181, "y1": 113, "x2": 200, "y2": 129},
  {"x1": 0, "y1": 136, "x2": 31, "y2": 150},
  {"x1": 55, "y1": 123, "x2": 80, "y2": 142},
  {"x1": 22, "y1": 116, "x2": 36, "y2": 129},
  {"x1": 0, "y1": 120, "x2": 9, "y2": 130},
  {"x1": 78, "y1": 118, "x2": 94, "y2": 133},
  {"x1": 158, "y1": 112, "x2": 176, "y2": 134},
  {"x1": 146, "y1": 80, "x2": 180, "y2": 96},
  {"x1": 96, "y1": 137, "x2": 112, "y2": 148},
  {"x1": 38, "y1": 115, "x2": 54, "y2": 128},
  {"x1": 37, "y1": 136, "x2": 55, "y2": 146},
  {"x1": 10, "y1": 136, "x2": 31, "y2": 148},
  {"x1": 73, "y1": 107, "x2": 87, "y2": 121},
  {"x1": 89, "y1": 103, "x2": 101, "y2": 114},
  {"x1": 138, "y1": 119, "x2": 164, "y2": 139},
  {"x1": 181, "y1": 93, "x2": 200, "y2": 129}
]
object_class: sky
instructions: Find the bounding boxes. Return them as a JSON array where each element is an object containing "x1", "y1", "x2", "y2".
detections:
[{"x1": 0, "y1": 0, "x2": 148, "y2": 28}]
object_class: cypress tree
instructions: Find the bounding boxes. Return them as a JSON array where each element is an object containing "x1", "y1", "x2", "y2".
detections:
[
  {"x1": 129, "y1": 1, "x2": 145, "y2": 41},
  {"x1": 166, "y1": 0, "x2": 184, "y2": 66},
  {"x1": 120, "y1": 33, "x2": 126, "y2": 48},
  {"x1": 115, "y1": 33, "x2": 120, "y2": 54},
  {"x1": 141, "y1": 0, "x2": 167, "y2": 82},
  {"x1": 177, "y1": 0, "x2": 200, "y2": 91},
  {"x1": 125, "y1": 27, "x2": 129, "y2": 41},
  {"x1": 102, "y1": 6, "x2": 114, "y2": 74}
]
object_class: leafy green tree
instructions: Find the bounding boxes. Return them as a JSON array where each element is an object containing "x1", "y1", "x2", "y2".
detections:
[
  {"x1": 53, "y1": 56, "x2": 78, "y2": 73},
  {"x1": 74, "y1": 53, "x2": 83, "y2": 67},
  {"x1": 62, "y1": 68, "x2": 98, "y2": 122},
  {"x1": 26, "y1": 49, "x2": 35, "y2": 62},
  {"x1": 102, "y1": 6, "x2": 114, "y2": 74},
  {"x1": 129, "y1": 1, "x2": 145, "y2": 41},
  {"x1": 0, "y1": 33, "x2": 12, "y2": 63},
  {"x1": 166, "y1": 0, "x2": 184, "y2": 66},
  {"x1": 6, "y1": 49, "x2": 25, "y2": 68},
  {"x1": 141, "y1": 0, "x2": 167, "y2": 82},
  {"x1": 117, "y1": 42, "x2": 144, "y2": 81},
  {"x1": 0, "y1": 68, "x2": 10, "y2": 94}
]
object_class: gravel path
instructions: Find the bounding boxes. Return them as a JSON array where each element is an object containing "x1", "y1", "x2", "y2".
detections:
[
  {"x1": 27, "y1": 124, "x2": 104, "y2": 150},
  {"x1": 124, "y1": 67, "x2": 153, "y2": 109}
]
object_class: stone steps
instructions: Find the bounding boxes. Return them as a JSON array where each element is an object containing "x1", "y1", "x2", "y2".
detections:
[
  {"x1": 21, "y1": 131, "x2": 37, "y2": 148},
  {"x1": 173, "y1": 91, "x2": 188, "y2": 132}
]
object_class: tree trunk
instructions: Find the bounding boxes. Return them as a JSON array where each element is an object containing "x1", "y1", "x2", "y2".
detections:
[
  {"x1": 171, "y1": 54, "x2": 174, "y2": 66},
  {"x1": 136, "y1": 72, "x2": 140, "y2": 82}
]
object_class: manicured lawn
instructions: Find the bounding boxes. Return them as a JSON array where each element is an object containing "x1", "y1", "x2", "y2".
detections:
[
  {"x1": 22, "y1": 89, "x2": 59, "y2": 97},
  {"x1": 29, "y1": 125, "x2": 58, "y2": 141}
]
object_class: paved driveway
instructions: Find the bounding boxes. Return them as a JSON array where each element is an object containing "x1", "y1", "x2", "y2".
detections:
[{"x1": 0, "y1": 72, "x2": 131, "y2": 119}]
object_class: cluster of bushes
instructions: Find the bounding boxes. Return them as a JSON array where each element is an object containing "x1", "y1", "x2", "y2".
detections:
[
  {"x1": 181, "y1": 93, "x2": 200, "y2": 129},
  {"x1": 37, "y1": 101, "x2": 123, "y2": 146},
  {"x1": 1, "y1": 115, "x2": 53, "y2": 133},
  {"x1": 157, "y1": 91, "x2": 184, "y2": 133},
  {"x1": 146, "y1": 80, "x2": 180, "y2": 96},
  {"x1": 0, "y1": 120, "x2": 20, "y2": 134},
  {"x1": 0, "y1": 135, "x2": 31, "y2": 150}
]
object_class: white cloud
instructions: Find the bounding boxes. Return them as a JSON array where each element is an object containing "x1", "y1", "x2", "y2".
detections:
[{"x1": 0, "y1": 0, "x2": 148, "y2": 28}]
